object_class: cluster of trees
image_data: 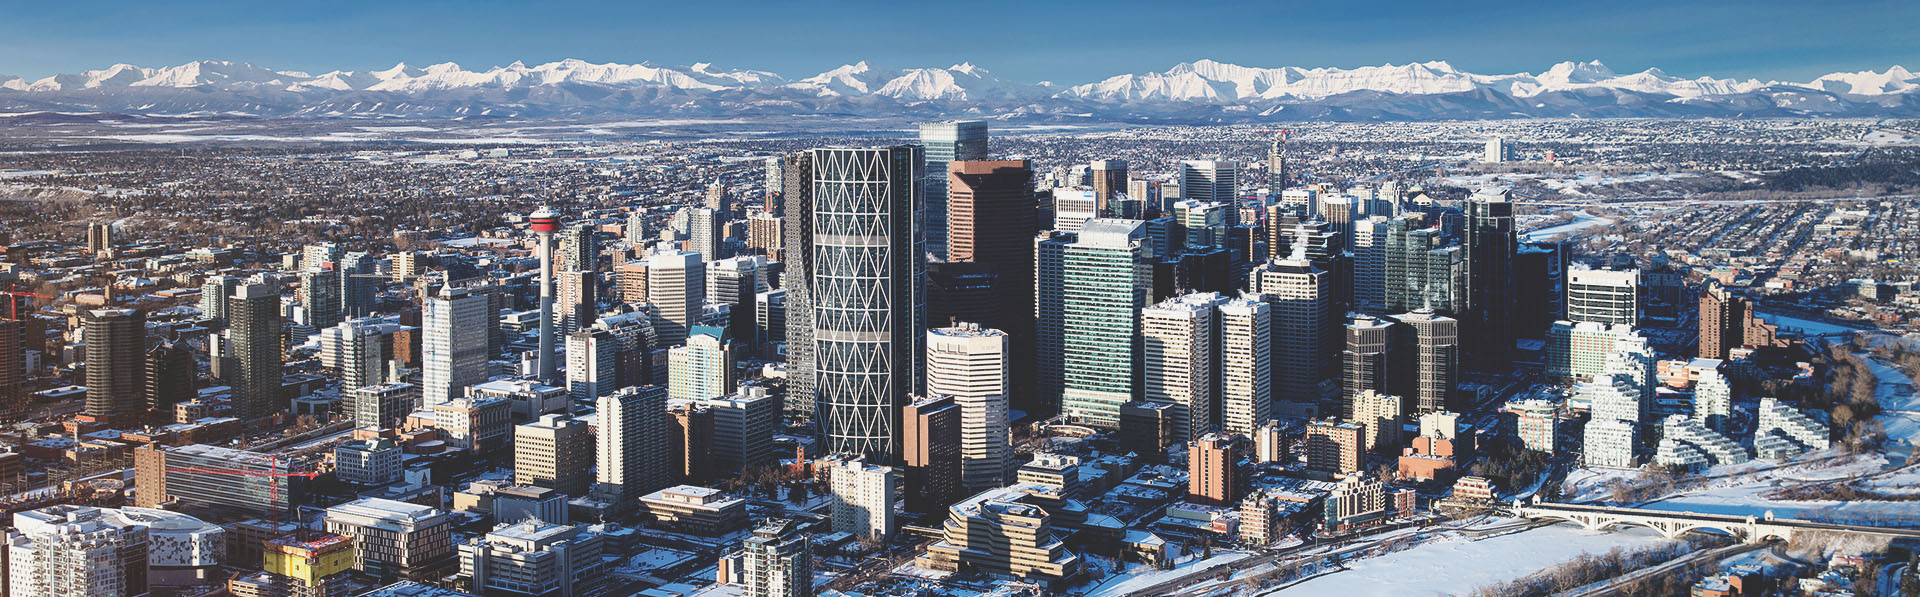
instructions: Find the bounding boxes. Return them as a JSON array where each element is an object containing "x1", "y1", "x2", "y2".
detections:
[
  {"x1": 1818, "y1": 342, "x2": 1890, "y2": 454},
  {"x1": 1467, "y1": 439, "x2": 1552, "y2": 496},
  {"x1": 1766, "y1": 148, "x2": 1920, "y2": 193},
  {"x1": 1465, "y1": 536, "x2": 1727, "y2": 596}
]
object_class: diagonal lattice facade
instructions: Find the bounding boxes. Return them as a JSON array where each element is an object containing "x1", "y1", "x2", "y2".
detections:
[{"x1": 809, "y1": 146, "x2": 926, "y2": 463}]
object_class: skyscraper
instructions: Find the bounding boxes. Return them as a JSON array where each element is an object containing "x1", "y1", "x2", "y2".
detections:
[
  {"x1": 1032, "y1": 230, "x2": 1076, "y2": 415},
  {"x1": 689, "y1": 207, "x2": 723, "y2": 262},
  {"x1": 1251, "y1": 252, "x2": 1332, "y2": 416},
  {"x1": 556, "y1": 270, "x2": 597, "y2": 335},
  {"x1": 1341, "y1": 315, "x2": 1397, "y2": 415},
  {"x1": 560, "y1": 223, "x2": 597, "y2": 272},
  {"x1": 83, "y1": 308, "x2": 146, "y2": 419},
  {"x1": 199, "y1": 274, "x2": 242, "y2": 324},
  {"x1": 781, "y1": 151, "x2": 817, "y2": 418},
  {"x1": 809, "y1": 146, "x2": 926, "y2": 462},
  {"x1": 1217, "y1": 297, "x2": 1273, "y2": 436},
  {"x1": 646, "y1": 251, "x2": 705, "y2": 346},
  {"x1": 901, "y1": 395, "x2": 962, "y2": 514},
  {"x1": 826, "y1": 455, "x2": 896, "y2": 541},
  {"x1": 1187, "y1": 433, "x2": 1241, "y2": 506},
  {"x1": 299, "y1": 264, "x2": 343, "y2": 332},
  {"x1": 1464, "y1": 188, "x2": 1517, "y2": 367},
  {"x1": 1089, "y1": 159, "x2": 1128, "y2": 202},
  {"x1": 565, "y1": 328, "x2": 618, "y2": 402},
  {"x1": 918, "y1": 121, "x2": 988, "y2": 261},
  {"x1": 946, "y1": 160, "x2": 1037, "y2": 353},
  {"x1": 340, "y1": 251, "x2": 376, "y2": 319},
  {"x1": 669, "y1": 325, "x2": 735, "y2": 402},
  {"x1": 230, "y1": 281, "x2": 284, "y2": 420},
  {"x1": 708, "y1": 255, "x2": 766, "y2": 348},
  {"x1": 595, "y1": 385, "x2": 669, "y2": 504},
  {"x1": 1390, "y1": 309, "x2": 1459, "y2": 414},
  {"x1": 145, "y1": 341, "x2": 194, "y2": 423},
  {"x1": 1179, "y1": 160, "x2": 1240, "y2": 225},
  {"x1": 1142, "y1": 293, "x2": 1224, "y2": 443},
  {"x1": 1060, "y1": 219, "x2": 1152, "y2": 429},
  {"x1": 926, "y1": 323, "x2": 1011, "y2": 493},
  {"x1": 423, "y1": 285, "x2": 489, "y2": 408}
]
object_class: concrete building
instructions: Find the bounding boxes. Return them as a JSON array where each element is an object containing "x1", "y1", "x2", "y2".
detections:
[
  {"x1": 458, "y1": 519, "x2": 606, "y2": 597},
  {"x1": 8, "y1": 505, "x2": 224, "y2": 597},
  {"x1": 324, "y1": 498, "x2": 455, "y2": 582},
  {"x1": 707, "y1": 385, "x2": 781, "y2": 475},
  {"x1": 1255, "y1": 420, "x2": 1287, "y2": 464},
  {"x1": 1142, "y1": 293, "x2": 1221, "y2": 444},
  {"x1": 1567, "y1": 267, "x2": 1639, "y2": 325},
  {"x1": 1582, "y1": 373, "x2": 1644, "y2": 426},
  {"x1": 1654, "y1": 415, "x2": 1750, "y2": 471},
  {"x1": 423, "y1": 285, "x2": 490, "y2": 408},
  {"x1": 1388, "y1": 309, "x2": 1458, "y2": 414},
  {"x1": 645, "y1": 251, "x2": 705, "y2": 346},
  {"x1": 1583, "y1": 418, "x2": 1637, "y2": 469},
  {"x1": 470, "y1": 378, "x2": 569, "y2": 423},
  {"x1": 926, "y1": 323, "x2": 1014, "y2": 493},
  {"x1": 902, "y1": 395, "x2": 963, "y2": 515},
  {"x1": 229, "y1": 280, "x2": 285, "y2": 421},
  {"x1": 595, "y1": 385, "x2": 669, "y2": 505},
  {"x1": 741, "y1": 518, "x2": 812, "y2": 597},
  {"x1": 826, "y1": 455, "x2": 896, "y2": 541},
  {"x1": 1032, "y1": 230, "x2": 1076, "y2": 414},
  {"x1": 637, "y1": 486, "x2": 747, "y2": 535},
  {"x1": 669, "y1": 326, "x2": 734, "y2": 403},
  {"x1": 1250, "y1": 251, "x2": 1332, "y2": 415},
  {"x1": 1546, "y1": 321, "x2": 1640, "y2": 380},
  {"x1": 565, "y1": 328, "x2": 618, "y2": 402},
  {"x1": 1756, "y1": 397, "x2": 1831, "y2": 459},
  {"x1": 1218, "y1": 297, "x2": 1274, "y2": 436},
  {"x1": 1693, "y1": 367, "x2": 1733, "y2": 432},
  {"x1": 1506, "y1": 399, "x2": 1559, "y2": 453},
  {"x1": 1305, "y1": 419, "x2": 1364, "y2": 475},
  {"x1": 1340, "y1": 315, "x2": 1397, "y2": 412},
  {"x1": 1187, "y1": 433, "x2": 1240, "y2": 506},
  {"x1": 140, "y1": 444, "x2": 303, "y2": 516},
  {"x1": 350, "y1": 382, "x2": 418, "y2": 430},
  {"x1": 434, "y1": 395, "x2": 511, "y2": 453},
  {"x1": 916, "y1": 485, "x2": 1083, "y2": 590},
  {"x1": 1350, "y1": 390, "x2": 1404, "y2": 453},
  {"x1": 336, "y1": 437, "x2": 404, "y2": 485},
  {"x1": 514, "y1": 415, "x2": 592, "y2": 496}
]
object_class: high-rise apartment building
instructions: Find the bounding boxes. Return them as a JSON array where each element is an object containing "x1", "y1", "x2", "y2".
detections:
[
  {"x1": 1350, "y1": 390, "x2": 1404, "y2": 452},
  {"x1": 808, "y1": 146, "x2": 926, "y2": 462},
  {"x1": 1218, "y1": 297, "x2": 1274, "y2": 436},
  {"x1": 596, "y1": 385, "x2": 670, "y2": 504},
  {"x1": 926, "y1": 324, "x2": 1012, "y2": 492},
  {"x1": 229, "y1": 281, "x2": 284, "y2": 420},
  {"x1": 1060, "y1": 219, "x2": 1152, "y2": 429},
  {"x1": 826, "y1": 455, "x2": 896, "y2": 541},
  {"x1": 555, "y1": 269, "x2": 597, "y2": 335},
  {"x1": 144, "y1": 341, "x2": 194, "y2": 423},
  {"x1": 84, "y1": 308, "x2": 146, "y2": 419},
  {"x1": 559, "y1": 223, "x2": 597, "y2": 272},
  {"x1": 669, "y1": 325, "x2": 735, "y2": 402},
  {"x1": 1142, "y1": 293, "x2": 1223, "y2": 443},
  {"x1": 689, "y1": 207, "x2": 723, "y2": 262},
  {"x1": 780, "y1": 150, "x2": 817, "y2": 419},
  {"x1": 742, "y1": 518, "x2": 812, "y2": 597},
  {"x1": 1187, "y1": 433, "x2": 1240, "y2": 506},
  {"x1": 565, "y1": 327, "x2": 618, "y2": 402},
  {"x1": 423, "y1": 285, "x2": 489, "y2": 408},
  {"x1": 514, "y1": 414, "x2": 592, "y2": 496},
  {"x1": 919, "y1": 121, "x2": 988, "y2": 261},
  {"x1": 707, "y1": 385, "x2": 781, "y2": 475},
  {"x1": 299, "y1": 264, "x2": 343, "y2": 333},
  {"x1": 320, "y1": 318, "x2": 396, "y2": 393},
  {"x1": 1305, "y1": 419, "x2": 1364, "y2": 475},
  {"x1": 1583, "y1": 418, "x2": 1637, "y2": 469}
]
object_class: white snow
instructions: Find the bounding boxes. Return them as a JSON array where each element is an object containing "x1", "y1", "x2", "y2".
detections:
[{"x1": 1270, "y1": 524, "x2": 1677, "y2": 596}]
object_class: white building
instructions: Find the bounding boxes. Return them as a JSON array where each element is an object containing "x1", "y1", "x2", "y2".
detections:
[
  {"x1": 1567, "y1": 267, "x2": 1639, "y2": 326},
  {"x1": 1756, "y1": 397, "x2": 1831, "y2": 459},
  {"x1": 1217, "y1": 297, "x2": 1273, "y2": 436},
  {"x1": 565, "y1": 328, "x2": 618, "y2": 402},
  {"x1": 433, "y1": 396, "x2": 511, "y2": 452},
  {"x1": 595, "y1": 386, "x2": 669, "y2": 504},
  {"x1": 423, "y1": 286, "x2": 490, "y2": 407},
  {"x1": 926, "y1": 324, "x2": 1014, "y2": 493},
  {"x1": 646, "y1": 251, "x2": 705, "y2": 346},
  {"x1": 1581, "y1": 373, "x2": 1644, "y2": 425},
  {"x1": 826, "y1": 455, "x2": 896, "y2": 541},
  {"x1": 458, "y1": 519, "x2": 605, "y2": 597},
  {"x1": 1546, "y1": 321, "x2": 1639, "y2": 379},
  {"x1": 336, "y1": 437, "x2": 404, "y2": 485},
  {"x1": 1052, "y1": 188, "x2": 1101, "y2": 232},
  {"x1": 1351, "y1": 390, "x2": 1404, "y2": 452},
  {"x1": 324, "y1": 498, "x2": 454, "y2": 581},
  {"x1": 1142, "y1": 293, "x2": 1223, "y2": 444},
  {"x1": 7, "y1": 505, "x2": 225, "y2": 597},
  {"x1": 1582, "y1": 418, "x2": 1637, "y2": 469},
  {"x1": 1654, "y1": 414, "x2": 1749, "y2": 471}
]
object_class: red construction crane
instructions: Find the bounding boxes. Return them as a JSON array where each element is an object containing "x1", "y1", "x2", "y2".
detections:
[{"x1": 0, "y1": 285, "x2": 53, "y2": 320}]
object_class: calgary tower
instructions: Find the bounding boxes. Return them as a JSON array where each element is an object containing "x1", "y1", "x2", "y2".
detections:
[{"x1": 528, "y1": 206, "x2": 561, "y2": 383}]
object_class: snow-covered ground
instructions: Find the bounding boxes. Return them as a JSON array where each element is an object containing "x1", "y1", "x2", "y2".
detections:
[
  {"x1": 1080, "y1": 550, "x2": 1251, "y2": 597},
  {"x1": 1864, "y1": 356, "x2": 1920, "y2": 459},
  {"x1": 1522, "y1": 210, "x2": 1615, "y2": 241},
  {"x1": 1268, "y1": 524, "x2": 1676, "y2": 596},
  {"x1": 1754, "y1": 311, "x2": 1869, "y2": 336}
]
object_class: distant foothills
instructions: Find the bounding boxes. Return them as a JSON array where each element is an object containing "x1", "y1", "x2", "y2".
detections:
[{"x1": 1, "y1": 58, "x2": 1916, "y2": 121}]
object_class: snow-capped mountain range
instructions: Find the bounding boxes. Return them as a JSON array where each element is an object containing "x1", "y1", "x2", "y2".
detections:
[{"x1": 2, "y1": 58, "x2": 1916, "y2": 121}]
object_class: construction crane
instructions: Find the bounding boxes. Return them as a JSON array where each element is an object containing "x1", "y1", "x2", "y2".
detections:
[{"x1": 0, "y1": 285, "x2": 53, "y2": 320}]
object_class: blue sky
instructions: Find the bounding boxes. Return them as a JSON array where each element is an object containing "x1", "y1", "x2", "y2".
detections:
[{"x1": 0, "y1": 0, "x2": 1913, "y2": 82}]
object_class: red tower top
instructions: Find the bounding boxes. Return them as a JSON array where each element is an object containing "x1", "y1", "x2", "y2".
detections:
[{"x1": 528, "y1": 206, "x2": 561, "y2": 233}]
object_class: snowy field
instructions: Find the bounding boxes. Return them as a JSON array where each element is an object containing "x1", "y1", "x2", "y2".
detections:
[
  {"x1": 1080, "y1": 550, "x2": 1252, "y2": 597},
  {"x1": 1268, "y1": 524, "x2": 1676, "y2": 596},
  {"x1": 1522, "y1": 211, "x2": 1615, "y2": 241},
  {"x1": 1754, "y1": 311, "x2": 1870, "y2": 336}
]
